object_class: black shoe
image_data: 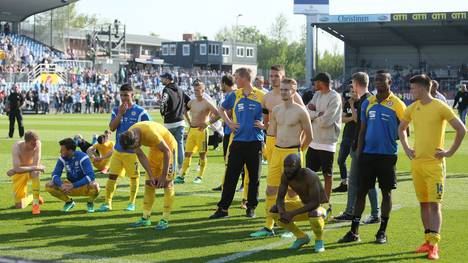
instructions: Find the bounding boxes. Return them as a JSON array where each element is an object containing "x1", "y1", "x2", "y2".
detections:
[
  {"x1": 333, "y1": 212, "x2": 353, "y2": 221},
  {"x1": 212, "y1": 185, "x2": 222, "y2": 191},
  {"x1": 246, "y1": 207, "x2": 256, "y2": 218},
  {"x1": 332, "y1": 183, "x2": 348, "y2": 193},
  {"x1": 375, "y1": 231, "x2": 387, "y2": 244},
  {"x1": 209, "y1": 208, "x2": 229, "y2": 219},
  {"x1": 338, "y1": 231, "x2": 361, "y2": 243}
]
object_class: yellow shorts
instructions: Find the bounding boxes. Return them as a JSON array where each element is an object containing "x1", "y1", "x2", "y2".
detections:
[
  {"x1": 263, "y1": 136, "x2": 276, "y2": 161},
  {"x1": 146, "y1": 145, "x2": 178, "y2": 181},
  {"x1": 185, "y1": 127, "x2": 208, "y2": 153},
  {"x1": 12, "y1": 172, "x2": 32, "y2": 203},
  {"x1": 60, "y1": 180, "x2": 97, "y2": 196},
  {"x1": 92, "y1": 158, "x2": 111, "y2": 170},
  {"x1": 271, "y1": 199, "x2": 326, "y2": 222},
  {"x1": 267, "y1": 146, "x2": 302, "y2": 187},
  {"x1": 411, "y1": 159, "x2": 446, "y2": 203},
  {"x1": 108, "y1": 151, "x2": 140, "y2": 178}
]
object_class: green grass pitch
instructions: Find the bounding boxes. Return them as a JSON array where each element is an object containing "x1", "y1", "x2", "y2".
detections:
[{"x1": 0, "y1": 113, "x2": 467, "y2": 262}]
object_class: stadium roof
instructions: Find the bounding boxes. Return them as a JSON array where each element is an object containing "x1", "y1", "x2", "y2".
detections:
[
  {"x1": 0, "y1": 0, "x2": 78, "y2": 22},
  {"x1": 314, "y1": 16, "x2": 468, "y2": 48}
]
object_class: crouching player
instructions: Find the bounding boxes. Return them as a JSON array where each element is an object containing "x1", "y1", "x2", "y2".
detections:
[
  {"x1": 87, "y1": 134, "x2": 115, "y2": 173},
  {"x1": 45, "y1": 138, "x2": 100, "y2": 213},
  {"x1": 269, "y1": 154, "x2": 328, "y2": 253}
]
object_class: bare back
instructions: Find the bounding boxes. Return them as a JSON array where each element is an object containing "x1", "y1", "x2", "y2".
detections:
[
  {"x1": 287, "y1": 168, "x2": 328, "y2": 205},
  {"x1": 188, "y1": 98, "x2": 215, "y2": 127},
  {"x1": 273, "y1": 103, "x2": 309, "y2": 147}
]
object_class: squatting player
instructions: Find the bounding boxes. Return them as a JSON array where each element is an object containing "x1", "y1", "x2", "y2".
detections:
[
  {"x1": 7, "y1": 130, "x2": 44, "y2": 214},
  {"x1": 45, "y1": 138, "x2": 100, "y2": 213},
  {"x1": 270, "y1": 154, "x2": 328, "y2": 253}
]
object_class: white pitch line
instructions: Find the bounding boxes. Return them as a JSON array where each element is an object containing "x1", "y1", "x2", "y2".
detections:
[{"x1": 207, "y1": 204, "x2": 403, "y2": 263}]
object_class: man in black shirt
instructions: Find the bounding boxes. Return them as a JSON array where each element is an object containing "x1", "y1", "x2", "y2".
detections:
[
  {"x1": 160, "y1": 72, "x2": 191, "y2": 172},
  {"x1": 7, "y1": 84, "x2": 25, "y2": 138},
  {"x1": 334, "y1": 72, "x2": 380, "y2": 224},
  {"x1": 453, "y1": 84, "x2": 468, "y2": 125},
  {"x1": 333, "y1": 85, "x2": 356, "y2": 193}
]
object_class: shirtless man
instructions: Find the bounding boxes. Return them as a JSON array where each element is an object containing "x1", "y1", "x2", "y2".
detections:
[
  {"x1": 269, "y1": 154, "x2": 328, "y2": 253},
  {"x1": 260, "y1": 65, "x2": 305, "y2": 162},
  {"x1": 7, "y1": 130, "x2": 45, "y2": 214},
  {"x1": 175, "y1": 81, "x2": 219, "y2": 184},
  {"x1": 251, "y1": 78, "x2": 313, "y2": 237}
]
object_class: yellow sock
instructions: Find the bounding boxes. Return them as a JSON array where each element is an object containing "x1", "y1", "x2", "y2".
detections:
[
  {"x1": 276, "y1": 220, "x2": 307, "y2": 239},
  {"x1": 199, "y1": 158, "x2": 207, "y2": 178},
  {"x1": 428, "y1": 232, "x2": 441, "y2": 246},
  {"x1": 242, "y1": 167, "x2": 249, "y2": 200},
  {"x1": 88, "y1": 185, "x2": 99, "y2": 203},
  {"x1": 105, "y1": 179, "x2": 117, "y2": 208},
  {"x1": 265, "y1": 194, "x2": 276, "y2": 230},
  {"x1": 425, "y1": 233, "x2": 430, "y2": 243},
  {"x1": 45, "y1": 185, "x2": 70, "y2": 202},
  {"x1": 129, "y1": 177, "x2": 139, "y2": 205},
  {"x1": 180, "y1": 157, "x2": 191, "y2": 177},
  {"x1": 22, "y1": 194, "x2": 34, "y2": 207},
  {"x1": 31, "y1": 176, "x2": 40, "y2": 204},
  {"x1": 309, "y1": 216, "x2": 325, "y2": 240},
  {"x1": 142, "y1": 185, "x2": 155, "y2": 219},
  {"x1": 163, "y1": 186, "x2": 175, "y2": 220}
]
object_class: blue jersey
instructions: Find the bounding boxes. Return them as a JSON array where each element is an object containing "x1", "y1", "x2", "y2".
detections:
[
  {"x1": 361, "y1": 93, "x2": 406, "y2": 155},
  {"x1": 111, "y1": 104, "x2": 150, "y2": 153},
  {"x1": 222, "y1": 91, "x2": 234, "y2": 135},
  {"x1": 221, "y1": 88, "x2": 265, "y2": 142},
  {"x1": 51, "y1": 151, "x2": 95, "y2": 188}
]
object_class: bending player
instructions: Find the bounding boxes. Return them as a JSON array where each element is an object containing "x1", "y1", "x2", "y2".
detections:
[{"x1": 120, "y1": 121, "x2": 177, "y2": 230}]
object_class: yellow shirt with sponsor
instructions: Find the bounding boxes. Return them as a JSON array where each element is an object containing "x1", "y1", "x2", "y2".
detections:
[
  {"x1": 402, "y1": 99, "x2": 456, "y2": 162},
  {"x1": 94, "y1": 141, "x2": 114, "y2": 157},
  {"x1": 129, "y1": 121, "x2": 176, "y2": 150}
]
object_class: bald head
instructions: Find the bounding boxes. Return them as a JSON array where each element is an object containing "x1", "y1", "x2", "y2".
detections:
[{"x1": 284, "y1": 154, "x2": 302, "y2": 180}]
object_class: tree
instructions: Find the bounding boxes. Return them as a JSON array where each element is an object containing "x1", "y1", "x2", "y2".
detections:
[{"x1": 317, "y1": 49, "x2": 344, "y2": 79}]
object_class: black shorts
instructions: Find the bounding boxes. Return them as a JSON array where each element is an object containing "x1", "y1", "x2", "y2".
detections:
[
  {"x1": 358, "y1": 153, "x2": 397, "y2": 191},
  {"x1": 306, "y1": 147, "x2": 334, "y2": 176}
]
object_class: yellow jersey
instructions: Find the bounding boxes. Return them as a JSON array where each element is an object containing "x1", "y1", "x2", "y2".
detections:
[
  {"x1": 129, "y1": 121, "x2": 176, "y2": 150},
  {"x1": 94, "y1": 141, "x2": 114, "y2": 157},
  {"x1": 402, "y1": 99, "x2": 456, "y2": 162}
]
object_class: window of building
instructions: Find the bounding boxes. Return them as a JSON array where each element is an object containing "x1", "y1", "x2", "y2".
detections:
[
  {"x1": 236, "y1": 46, "x2": 244, "y2": 57},
  {"x1": 222, "y1": 45, "x2": 230, "y2": 56},
  {"x1": 200, "y1": 44, "x2": 207, "y2": 55},
  {"x1": 246, "y1": 47, "x2": 254, "y2": 57},
  {"x1": 182, "y1": 44, "x2": 190, "y2": 56},
  {"x1": 162, "y1": 45, "x2": 169, "y2": 56},
  {"x1": 208, "y1": 44, "x2": 220, "y2": 55},
  {"x1": 169, "y1": 44, "x2": 176, "y2": 55}
]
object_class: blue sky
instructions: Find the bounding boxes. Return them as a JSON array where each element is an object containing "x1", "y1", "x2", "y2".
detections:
[{"x1": 75, "y1": 0, "x2": 343, "y2": 53}]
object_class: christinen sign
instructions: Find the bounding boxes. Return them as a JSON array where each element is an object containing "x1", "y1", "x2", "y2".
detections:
[{"x1": 312, "y1": 14, "x2": 391, "y2": 23}]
